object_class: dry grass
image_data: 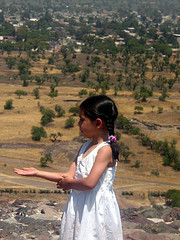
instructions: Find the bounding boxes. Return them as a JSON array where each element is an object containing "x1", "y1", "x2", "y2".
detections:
[{"x1": 0, "y1": 82, "x2": 180, "y2": 205}]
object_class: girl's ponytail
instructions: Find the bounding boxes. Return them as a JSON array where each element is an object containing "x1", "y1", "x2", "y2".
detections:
[{"x1": 106, "y1": 119, "x2": 119, "y2": 161}]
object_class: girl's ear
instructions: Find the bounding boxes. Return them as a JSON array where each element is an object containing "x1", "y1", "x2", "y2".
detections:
[{"x1": 95, "y1": 118, "x2": 103, "y2": 128}]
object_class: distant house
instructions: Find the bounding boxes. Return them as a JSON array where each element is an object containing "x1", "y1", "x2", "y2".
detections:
[
  {"x1": 0, "y1": 36, "x2": 15, "y2": 43},
  {"x1": 173, "y1": 34, "x2": 180, "y2": 46},
  {"x1": 30, "y1": 18, "x2": 38, "y2": 22},
  {"x1": 115, "y1": 37, "x2": 125, "y2": 46},
  {"x1": 49, "y1": 41, "x2": 60, "y2": 52}
]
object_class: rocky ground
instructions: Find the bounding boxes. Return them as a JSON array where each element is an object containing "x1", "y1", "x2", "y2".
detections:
[{"x1": 0, "y1": 198, "x2": 179, "y2": 240}]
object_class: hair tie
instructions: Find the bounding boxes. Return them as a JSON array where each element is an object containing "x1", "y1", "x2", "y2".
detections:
[{"x1": 108, "y1": 135, "x2": 116, "y2": 143}]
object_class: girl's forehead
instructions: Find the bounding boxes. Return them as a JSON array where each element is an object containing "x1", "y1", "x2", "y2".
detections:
[{"x1": 79, "y1": 109, "x2": 85, "y2": 117}]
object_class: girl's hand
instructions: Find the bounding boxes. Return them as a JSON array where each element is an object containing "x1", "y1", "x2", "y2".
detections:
[
  {"x1": 14, "y1": 167, "x2": 38, "y2": 176},
  {"x1": 57, "y1": 175, "x2": 73, "y2": 191}
]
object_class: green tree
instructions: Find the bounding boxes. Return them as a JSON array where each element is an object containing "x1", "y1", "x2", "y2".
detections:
[
  {"x1": 31, "y1": 126, "x2": 47, "y2": 141},
  {"x1": 4, "y1": 57, "x2": 16, "y2": 69},
  {"x1": 79, "y1": 89, "x2": 88, "y2": 97},
  {"x1": 33, "y1": 88, "x2": 40, "y2": 99},
  {"x1": 35, "y1": 76, "x2": 44, "y2": 88},
  {"x1": 121, "y1": 150, "x2": 131, "y2": 163},
  {"x1": 116, "y1": 114, "x2": 131, "y2": 131},
  {"x1": 166, "y1": 189, "x2": 180, "y2": 207},
  {"x1": 65, "y1": 117, "x2": 75, "y2": 128},
  {"x1": 55, "y1": 105, "x2": 65, "y2": 117},
  {"x1": 15, "y1": 90, "x2": 27, "y2": 98},
  {"x1": 16, "y1": 25, "x2": 28, "y2": 42},
  {"x1": 41, "y1": 108, "x2": 56, "y2": 126},
  {"x1": 69, "y1": 106, "x2": 79, "y2": 116},
  {"x1": 48, "y1": 57, "x2": 54, "y2": 64},
  {"x1": 4, "y1": 99, "x2": 13, "y2": 109},
  {"x1": 50, "y1": 132, "x2": 63, "y2": 142},
  {"x1": 48, "y1": 84, "x2": 58, "y2": 98},
  {"x1": 40, "y1": 152, "x2": 53, "y2": 167}
]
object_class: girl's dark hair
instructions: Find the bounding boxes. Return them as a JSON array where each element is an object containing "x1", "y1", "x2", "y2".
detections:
[{"x1": 80, "y1": 95, "x2": 119, "y2": 160}]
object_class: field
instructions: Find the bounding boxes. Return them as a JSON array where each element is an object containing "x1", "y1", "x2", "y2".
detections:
[{"x1": 0, "y1": 52, "x2": 180, "y2": 207}]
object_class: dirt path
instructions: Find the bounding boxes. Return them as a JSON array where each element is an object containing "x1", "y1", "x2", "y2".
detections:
[{"x1": 1, "y1": 156, "x2": 180, "y2": 191}]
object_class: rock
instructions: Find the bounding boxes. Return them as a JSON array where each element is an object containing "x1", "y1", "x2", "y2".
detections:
[
  {"x1": 122, "y1": 213, "x2": 153, "y2": 225},
  {"x1": 0, "y1": 199, "x2": 179, "y2": 240},
  {"x1": 137, "y1": 207, "x2": 163, "y2": 219},
  {"x1": 163, "y1": 207, "x2": 180, "y2": 222},
  {"x1": 123, "y1": 229, "x2": 172, "y2": 240},
  {"x1": 142, "y1": 221, "x2": 179, "y2": 234}
]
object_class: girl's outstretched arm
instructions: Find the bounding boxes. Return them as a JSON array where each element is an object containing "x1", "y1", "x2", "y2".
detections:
[{"x1": 14, "y1": 160, "x2": 77, "y2": 183}]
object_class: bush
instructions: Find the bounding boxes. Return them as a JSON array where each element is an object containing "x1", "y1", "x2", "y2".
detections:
[
  {"x1": 165, "y1": 189, "x2": 180, "y2": 207},
  {"x1": 132, "y1": 160, "x2": 140, "y2": 168},
  {"x1": 158, "y1": 107, "x2": 163, "y2": 114},
  {"x1": 65, "y1": 117, "x2": 75, "y2": 128},
  {"x1": 69, "y1": 106, "x2": 79, "y2": 116},
  {"x1": 31, "y1": 126, "x2": 47, "y2": 141},
  {"x1": 15, "y1": 90, "x2": 27, "y2": 98},
  {"x1": 50, "y1": 132, "x2": 63, "y2": 142},
  {"x1": 40, "y1": 152, "x2": 53, "y2": 167},
  {"x1": 115, "y1": 131, "x2": 121, "y2": 141},
  {"x1": 116, "y1": 114, "x2": 131, "y2": 131},
  {"x1": 151, "y1": 169, "x2": 159, "y2": 176},
  {"x1": 122, "y1": 191, "x2": 133, "y2": 196},
  {"x1": 55, "y1": 105, "x2": 65, "y2": 117},
  {"x1": 79, "y1": 89, "x2": 88, "y2": 97},
  {"x1": 129, "y1": 126, "x2": 140, "y2": 135},
  {"x1": 41, "y1": 108, "x2": 56, "y2": 125},
  {"x1": 33, "y1": 88, "x2": 40, "y2": 99},
  {"x1": 134, "y1": 106, "x2": 143, "y2": 114},
  {"x1": 48, "y1": 84, "x2": 58, "y2": 98},
  {"x1": 4, "y1": 99, "x2": 13, "y2": 109}
]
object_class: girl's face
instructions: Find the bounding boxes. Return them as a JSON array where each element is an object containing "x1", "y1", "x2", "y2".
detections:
[{"x1": 78, "y1": 110, "x2": 97, "y2": 139}]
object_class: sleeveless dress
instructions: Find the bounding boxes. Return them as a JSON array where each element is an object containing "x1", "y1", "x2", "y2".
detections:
[{"x1": 59, "y1": 141, "x2": 123, "y2": 240}]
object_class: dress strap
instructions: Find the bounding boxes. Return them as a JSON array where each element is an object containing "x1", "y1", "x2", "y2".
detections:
[{"x1": 79, "y1": 141, "x2": 91, "y2": 155}]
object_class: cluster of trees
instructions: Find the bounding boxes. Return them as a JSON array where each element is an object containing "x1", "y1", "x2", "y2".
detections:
[
  {"x1": 115, "y1": 114, "x2": 180, "y2": 170},
  {"x1": 166, "y1": 189, "x2": 180, "y2": 207}
]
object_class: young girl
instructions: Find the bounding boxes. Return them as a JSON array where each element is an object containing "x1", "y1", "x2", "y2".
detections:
[{"x1": 14, "y1": 95, "x2": 123, "y2": 240}]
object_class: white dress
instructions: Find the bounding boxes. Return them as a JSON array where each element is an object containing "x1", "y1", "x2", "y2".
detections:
[{"x1": 59, "y1": 141, "x2": 123, "y2": 240}]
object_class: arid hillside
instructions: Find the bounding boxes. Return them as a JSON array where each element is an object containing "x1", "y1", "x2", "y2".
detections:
[{"x1": 0, "y1": 50, "x2": 180, "y2": 206}]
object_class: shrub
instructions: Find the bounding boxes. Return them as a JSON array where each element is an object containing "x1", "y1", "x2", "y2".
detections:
[
  {"x1": 65, "y1": 117, "x2": 75, "y2": 128},
  {"x1": 55, "y1": 105, "x2": 65, "y2": 117},
  {"x1": 141, "y1": 135, "x2": 151, "y2": 147},
  {"x1": 121, "y1": 150, "x2": 131, "y2": 163},
  {"x1": 4, "y1": 99, "x2": 13, "y2": 109},
  {"x1": 116, "y1": 114, "x2": 131, "y2": 131},
  {"x1": 151, "y1": 169, "x2": 159, "y2": 176},
  {"x1": 41, "y1": 108, "x2": 56, "y2": 126},
  {"x1": 40, "y1": 152, "x2": 53, "y2": 167},
  {"x1": 129, "y1": 126, "x2": 140, "y2": 135},
  {"x1": 31, "y1": 126, "x2": 47, "y2": 141},
  {"x1": 50, "y1": 132, "x2": 63, "y2": 142},
  {"x1": 122, "y1": 191, "x2": 133, "y2": 196},
  {"x1": 158, "y1": 107, "x2": 163, "y2": 114},
  {"x1": 69, "y1": 106, "x2": 79, "y2": 116},
  {"x1": 134, "y1": 106, "x2": 143, "y2": 114},
  {"x1": 79, "y1": 89, "x2": 88, "y2": 97},
  {"x1": 15, "y1": 90, "x2": 27, "y2": 98},
  {"x1": 48, "y1": 84, "x2": 58, "y2": 98},
  {"x1": 115, "y1": 131, "x2": 121, "y2": 141},
  {"x1": 33, "y1": 88, "x2": 40, "y2": 99},
  {"x1": 132, "y1": 160, "x2": 140, "y2": 168},
  {"x1": 165, "y1": 189, "x2": 180, "y2": 207}
]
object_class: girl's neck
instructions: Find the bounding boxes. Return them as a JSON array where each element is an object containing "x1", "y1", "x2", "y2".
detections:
[{"x1": 91, "y1": 134, "x2": 109, "y2": 145}]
